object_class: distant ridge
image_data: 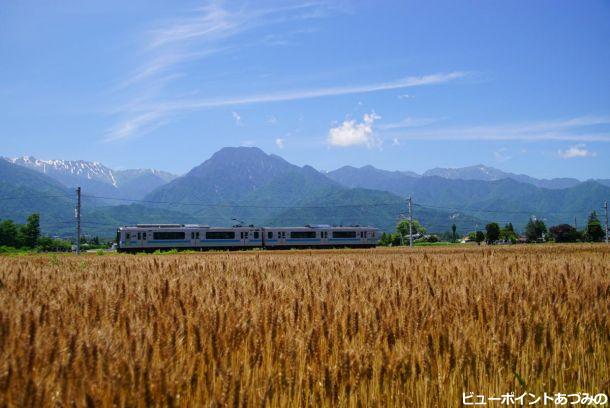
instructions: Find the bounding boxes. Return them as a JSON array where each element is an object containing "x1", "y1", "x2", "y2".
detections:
[{"x1": 422, "y1": 164, "x2": 581, "y2": 189}]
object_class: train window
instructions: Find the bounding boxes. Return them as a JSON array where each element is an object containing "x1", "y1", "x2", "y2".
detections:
[
  {"x1": 206, "y1": 231, "x2": 235, "y2": 240},
  {"x1": 196, "y1": 232, "x2": 200, "y2": 239},
  {"x1": 254, "y1": 231, "x2": 259, "y2": 239},
  {"x1": 332, "y1": 231, "x2": 357, "y2": 239},
  {"x1": 290, "y1": 231, "x2": 316, "y2": 239},
  {"x1": 245, "y1": 232, "x2": 249, "y2": 239},
  {"x1": 153, "y1": 231, "x2": 186, "y2": 240},
  {"x1": 143, "y1": 232, "x2": 147, "y2": 240},
  {"x1": 137, "y1": 232, "x2": 141, "y2": 240},
  {"x1": 126, "y1": 233, "x2": 131, "y2": 240},
  {"x1": 268, "y1": 231, "x2": 273, "y2": 239}
]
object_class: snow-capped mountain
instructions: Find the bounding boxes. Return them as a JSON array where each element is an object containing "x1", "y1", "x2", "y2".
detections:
[
  {"x1": 423, "y1": 164, "x2": 581, "y2": 189},
  {"x1": 8, "y1": 156, "x2": 118, "y2": 187},
  {"x1": 4, "y1": 156, "x2": 177, "y2": 199}
]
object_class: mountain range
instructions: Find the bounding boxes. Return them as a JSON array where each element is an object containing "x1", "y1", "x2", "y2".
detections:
[
  {"x1": 328, "y1": 164, "x2": 610, "y2": 190},
  {"x1": 5, "y1": 156, "x2": 177, "y2": 200},
  {"x1": 1, "y1": 148, "x2": 608, "y2": 238}
]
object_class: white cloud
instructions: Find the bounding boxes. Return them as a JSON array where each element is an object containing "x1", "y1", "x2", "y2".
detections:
[
  {"x1": 392, "y1": 137, "x2": 400, "y2": 146},
  {"x1": 328, "y1": 112, "x2": 381, "y2": 148},
  {"x1": 557, "y1": 144, "x2": 596, "y2": 159},
  {"x1": 232, "y1": 111, "x2": 242, "y2": 125},
  {"x1": 267, "y1": 115, "x2": 278, "y2": 125},
  {"x1": 397, "y1": 94, "x2": 412, "y2": 99},
  {"x1": 275, "y1": 138, "x2": 285, "y2": 149},
  {"x1": 240, "y1": 140, "x2": 255, "y2": 147}
]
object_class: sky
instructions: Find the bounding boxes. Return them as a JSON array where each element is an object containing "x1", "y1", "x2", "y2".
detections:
[{"x1": 1, "y1": 0, "x2": 610, "y2": 179}]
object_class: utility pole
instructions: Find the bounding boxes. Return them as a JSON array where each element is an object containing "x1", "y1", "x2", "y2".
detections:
[
  {"x1": 408, "y1": 196, "x2": 413, "y2": 247},
  {"x1": 75, "y1": 187, "x2": 81, "y2": 255},
  {"x1": 604, "y1": 200, "x2": 608, "y2": 244},
  {"x1": 574, "y1": 216, "x2": 577, "y2": 231}
]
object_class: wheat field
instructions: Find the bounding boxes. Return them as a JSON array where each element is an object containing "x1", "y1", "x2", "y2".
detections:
[{"x1": 0, "y1": 245, "x2": 608, "y2": 407}]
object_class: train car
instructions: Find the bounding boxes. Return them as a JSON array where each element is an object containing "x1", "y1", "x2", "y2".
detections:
[
  {"x1": 117, "y1": 224, "x2": 379, "y2": 252},
  {"x1": 263, "y1": 225, "x2": 379, "y2": 249},
  {"x1": 116, "y1": 224, "x2": 263, "y2": 252}
]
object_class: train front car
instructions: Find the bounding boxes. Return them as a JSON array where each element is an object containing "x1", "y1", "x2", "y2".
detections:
[
  {"x1": 117, "y1": 224, "x2": 264, "y2": 252},
  {"x1": 262, "y1": 225, "x2": 380, "y2": 249}
]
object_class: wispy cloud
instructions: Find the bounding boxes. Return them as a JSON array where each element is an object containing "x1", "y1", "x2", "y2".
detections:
[
  {"x1": 557, "y1": 144, "x2": 596, "y2": 159},
  {"x1": 107, "y1": 71, "x2": 465, "y2": 141},
  {"x1": 146, "y1": 72, "x2": 465, "y2": 111},
  {"x1": 103, "y1": 110, "x2": 169, "y2": 142},
  {"x1": 493, "y1": 147, "x2": 512, "y2": 162},
  {"x1": 105, "y1": 1, "x2": 344, "y2": 142},
  {"x1": 378, "y1": 116, "x2": 440, "y2": 130},
  {"x1": 386, "y1": 115, "x2": 610, "y2": 142},
  {"x1": 275, "y1": 138, "x2": 285, "y2": 149}
]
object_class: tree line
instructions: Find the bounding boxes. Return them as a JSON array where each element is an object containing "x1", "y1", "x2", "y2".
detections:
[
  {"x1": 0, "y1": 213, "x2": 111, "y2": 253},
  {"x1": 380, "y1": 211, "x2": 606, "y2": 246}
]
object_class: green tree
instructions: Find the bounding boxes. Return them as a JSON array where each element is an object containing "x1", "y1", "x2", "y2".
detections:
[
  {"x1": 585, "y1": 211, "x2": 605, "y2": 242},
  {"x1": 379, "y1": 232, "x2": 401, "y2": 247},
  {"x1": 525, "y1": 218, "x2": 547, "y2": 243},
  {"x1": 549, "y1": 224, "x2": 581, "y2": 243},
  {"x1": 379, "y1": 232, "x2": 392, "y2": 246},
  {"x1": 485, "y1": 222, "x2": 500, "y2": 244},
  {"x1": 21, "y1": 213, "x2": 41, "y2": 248},
  {"x1": 475, "y1": 231, "x2": 485, "y2": 245},
  {"x1": 0, "y1": 220, "x2": 19, "y2": 247},
  {"x1": 451, "y1": 224, "x2": 457, "y2": 242},
  {"x1": 37, "y1": 236, "x2": 71, "y2": 252},
  {"x1": 396, "y1": 219, "x2": 426, "y2": 239},
  {"x1": 500, "y1": 223, "x2": 517, "y2": 243}
]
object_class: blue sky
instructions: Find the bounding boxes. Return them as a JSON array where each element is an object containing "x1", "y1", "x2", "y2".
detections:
[{"x1": 1, "y1": 0, "x2": 609, "y2": 179}]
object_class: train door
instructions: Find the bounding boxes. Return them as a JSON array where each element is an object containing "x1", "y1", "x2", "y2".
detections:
[
  {"x1": 136, "y1": 231, "x2": 147, "y2": 249},
  {"x1": 251, "y1": 229, "x2": 260, "y2": 247},
  {"x1": 320, "y1": 230, "x2": 329, "y2": 245},
  {"x1": 278, "y1": 230, "x2": 287, "y2": 246},
  {"x1": 189, "y1": 230, "x2": 200, "y2": 249},
  {"x1": 240, "y1": 229, "x2": 250, "y2": 247}
]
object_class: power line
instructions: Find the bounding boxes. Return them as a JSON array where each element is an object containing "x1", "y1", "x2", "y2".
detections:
[
  {"x1": 0, "y1": 194, "x2": 72, "y2": 201},
  {"x1": 413, "y1": 202, "x2": 585, "y2": 216},
  {"x1": 80, "y1": 193, "x2": 404, "y2": 209}
]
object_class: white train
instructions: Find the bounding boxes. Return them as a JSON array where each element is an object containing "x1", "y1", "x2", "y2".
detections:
[{"x1": 116, "y1": 224, "x2": 380, "y2": 252}]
